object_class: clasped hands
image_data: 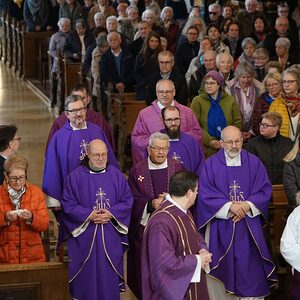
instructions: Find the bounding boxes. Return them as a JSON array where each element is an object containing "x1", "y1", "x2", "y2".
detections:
[
  {"x1": 198, "y1": 249, "x2": 212, "y2": 269},
  {"x1": 229, "y1": 202, "x2": 250, "y2": 222},
  {"x1": 89, "y1": 208, "x2": 112, "y2": 224},
  {"x1": 152, "y1": 193, "x2": 167, "y2": 210},
  {"x1": 5, "y1": 209, "x2": 33, "y2": 223}
]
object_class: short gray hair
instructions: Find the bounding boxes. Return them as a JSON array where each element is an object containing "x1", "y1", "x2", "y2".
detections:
[
  {"x1": 275, "y1": 37, "x2": 291, "y2": 50},
  {"x1": 148, "y1": 132, "x2": 170, "y2": 147},
  {"x1": 208, "y1": 3, "x2": 221, "y2": 12},
  {"x1": 94, "y1": 12, "x2": 106, "y2": 22},
  {"x1": 241, "y1": 37, "x2": 256, "y2": 50},
  {"x1": 234, "y1": 62, "x2": 256, "y2": 79},
  {"x1": 64, "y1": 94, "x2": 85, "y2": 110},
  {"x1": 216, "y1": 52, "x2": 233, "y2": 67},
  {"x1": 57, "y1": 17, "x2": 71, "y2": 28}
]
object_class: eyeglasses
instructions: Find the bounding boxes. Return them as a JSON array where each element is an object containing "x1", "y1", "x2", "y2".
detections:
[
  {"x1": 209, "y1": 12, "x2": 217, "y2": 15},
  {"x1": 159, "y1": 61, "x2": 172, "y2": 65},
  {"x1": 66, "y1": 107, "x2": 86, "y2": 115},
  {"x1": 266, "y1": 83, "x2": 280, "y2": 88},
  {"x1": 89, "y1": 152, "x2": 108, "y2": 159},
  {"x1": 259, "y1": 123, "x2": 278, "y2": 128},
  {"x1": 282, "y1": 80, "x2": 297, "y2": 85},
  {"x1": 8, "y1": 175, "x2": 26, "y2": 182},
  {"x1": 164, "y1": 117, "x2": 180, "y2": 124},
  {"x1": 205, "y1": 81, "x2": 218, "y2": 86},
  {"x1": 12, "y1": 137, "x2": 21, "y2": 142},
  {"x1": 157, "y1": 90, "x2": 174, "y2": 95},
  {"x1": 150, "y1": 146, "x2": 169, "y2": 152},
  {"x1": 222, "y1": 139, "x2": 243, "y2": 146}
]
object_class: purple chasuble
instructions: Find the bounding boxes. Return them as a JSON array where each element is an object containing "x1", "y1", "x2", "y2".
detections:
[
  {"x1": 165, "y1": 130, "x2": 204, "y2": 177},
  {"x1": 42, "y1": 121, "x2": 118, "y2": 240},
  {"x1": 61, "y1": 164, "x2": 133, "y2": 300},
  {"x1": 46, "y1": 109, "x2": 115, "y2": 151},
  {"x1": 142, "y1": 200, "x2": 210, "y2": 300},
  {"x1": 127, "y1": 158, "x2": 184, "y2": 299},
  {"x1": 131, "y1": 100, "x2": 203, "y2": 164},
  {"x1": 288, "y1": 270, "x2": 300, "y2": 300},
  {"x1": 196, "y1": 149, "x2": 278, "y2": 297}
]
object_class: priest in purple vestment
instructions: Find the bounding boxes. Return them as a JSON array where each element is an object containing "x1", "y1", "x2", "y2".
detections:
[
  {"x1": 127, "y1": 132, "x2": 184, "y2": 299},
  {"x1": 131, "y1": 79, "x2": 203, "y2": 165},
  {"x1": 196, "y1": 126, "x2": 278, "y2": 299},
  {"x1": 61, "y1": 139, "x2": 133, "y2": 300},
  {"x1": 45, "y1": 83, "x2": 114, "y2": 151},
  {"x1": 43, "y1": 95, "x2": 118, "y2": 243},
  {"x1": 142, "y1": 171, "x2": 211, "y2": 300},
  {"x1": 162, "y1": 106, "x2": 204, "y2": 177}
]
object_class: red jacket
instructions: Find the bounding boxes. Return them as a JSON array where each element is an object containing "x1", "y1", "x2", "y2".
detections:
[{"x1": 0, "y1": 182, "x2": 49, "y2": 264}]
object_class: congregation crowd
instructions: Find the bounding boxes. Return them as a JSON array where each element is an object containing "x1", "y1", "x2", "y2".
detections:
[{"x1": 1, "y1": 0, "x2": 300, "y2": 299}]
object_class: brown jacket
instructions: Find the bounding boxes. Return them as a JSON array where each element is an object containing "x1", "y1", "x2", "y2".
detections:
[{"x1": 0, "y1": 182, "x2": 49, "y2": 264}]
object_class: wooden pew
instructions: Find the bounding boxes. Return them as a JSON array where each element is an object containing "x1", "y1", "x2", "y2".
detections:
[
  {"x1": 22, "y1": 31, "x2": 52, "y2": 79},
  {"x1": 0, "y1": 262, "x2": 69, "y2": 300},
  {"x1": 270, "y1": 184, "x2": 288, "y2": 260},
  {"x1": 15, "y1": 22, "x2": 24, "y2": 77},
  {"x1": 1, "y1": 12, "x2": 8, "y2": 63},
  {"x1": 63, "y1": 57, "x2": 81, "y2": 98}
]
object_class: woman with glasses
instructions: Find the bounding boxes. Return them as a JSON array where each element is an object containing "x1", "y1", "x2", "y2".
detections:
[
  {"x1": 0, "y1": 154, "x2": 49, "y2": 264},
  {"x1": 252, "y1": 72, "x2": 282, "y2": 136},
  {"x1": 0, "y1": 125, "x2": 21, "y2": 185},
  {"x1": 191, "y1": 70, "x2": 242, "y2": 157},
  {"x1": 269, "y1": 67, "x2": 300, "y2": 140}
]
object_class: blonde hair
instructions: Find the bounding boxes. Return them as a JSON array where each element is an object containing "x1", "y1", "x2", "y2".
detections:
[
  {"x1": 284, "y1": 134, "x2": 300, "y2": 162},
  {"x1": 4, "y1": 153, "x2": 28, "y2": 174}
]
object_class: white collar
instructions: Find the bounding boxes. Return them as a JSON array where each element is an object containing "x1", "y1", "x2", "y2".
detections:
[
  {"x1": 148, "y1": 157, "x2": 168, "y2": 169},
  {"x1": 157, "y1": 100, "x2": 175, "y2": 110},
  {"x1": 224, "y1": 151, "x2": 241, "y2": 166},
  {"x1": 70, "y1": 121, "x2": 87, "y2": 131},
  {"x1": 165, "y1": 193, "x2": 187, "y2": 213}
]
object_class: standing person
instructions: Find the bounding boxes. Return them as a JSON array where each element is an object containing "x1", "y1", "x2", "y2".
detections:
[
  {"x1": 59, "y1": 0, "x2": 82, "y2": 30},
  {"x1": 245, "y1": 112, "x2": 292, "y2": 184},
  {"x1": 131, "y1": 79, "x2": 203, "y2": 164},
  {"x1": 0, "y1": 154, "x2": 49, "y2": 264},
  {"x1": 61, "y1": 139, "x2": 133, "y2": 300},
  {"x1": 0, "y1": 125, "x2": 21, "y2": 185},
  {"x1": 127, "y1": 132, "x2": 184, "y2": 299},
  {"x1": 197, "y1": 125, "x2": 278, "y2": 299},
  {"x1": 191, "y1": 71, "x2": 242, "y2": 157},
  {"x1": 142, "y1": 171, "x2": 211, "y2": 300}
]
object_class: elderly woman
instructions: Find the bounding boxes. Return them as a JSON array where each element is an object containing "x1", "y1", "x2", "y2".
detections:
[
  {"x1": 269, "y1": 67, "x2": 300, "y2": 140},
  {"x1": 59, "y1": 0, "x2": 82, "y2": 30},
  {"x1": 191, "y1": 70, "x2": 242, "y2": 157},
  {"x1": 234, "y1": 37, "x2": 256, "y2": 69},
  {"x1": 23, "y1": 0, "x2": 50, "y2": 32},
  {"x1": 0, "y1": 154, "x2": 49, "y2": 264},
  {"x1": 159, "y1": 7, "x2": 179, "y2": 54},
  {"x1": 49, "y1": 18, "x2": 71, "y2": 107},
  {"x1": 253, "y1": 47, "x2": 269, "y2": 82},
  {"x1": 93, "y1": 12, "x2": 106, "y2": 28},
  {"x1": 64, "y1": 19, "x2": 94, "y2": 63},
  {"x1": 216, "y1": 52, "x2": 234, "y2": 83},
  {"x1": 141, "y1": 9, "x2": 164, "y2": 36},
  {"x1": 275, "y1": 37, "x2": 298, "y2": 70},
  {"x1": 227, "y1": 62, "x2": 264, "y2": 140},
  {"x1": 251, "y1": 72, "x2": 282, "y2": 136},
  {"x1": 119, "y1": 6, "x2": 139, "y2": 45}
]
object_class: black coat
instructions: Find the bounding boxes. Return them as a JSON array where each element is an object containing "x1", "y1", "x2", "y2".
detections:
[
  {"x1": 100, "y1": 48, "x2": 135, "y2": 92},
  {"x1": 244, "y1": 133, "x2": 293, "y2": 184},
  {"x1": 146, "y1": 67, "x2": 188, "y2": 106}
]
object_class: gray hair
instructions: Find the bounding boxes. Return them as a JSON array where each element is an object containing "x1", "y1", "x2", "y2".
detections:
[
  {"x1": 216, "y1": 52, "x2": 233, "y2": 67},
  {"x1": 75, "y1": 18, "x2": 86, "y2": 28},
  {"x1": 241, "y1": 37, "x2": 256, "y2": 50},
  {"x1": 142, "y1": 9, "x2": 155, "y2": 21},
  {"x1": 126, "y1": 5, "x2": 139, "y2": 14},
  {"x1": 182, "y1": 16, "x2": 205, "y2": 37},
  {"x1": 96, "y1": 35, "x2": 109, "y2": 47},
  {"x1": 94, "y1": 12, "x2": 106, "y2": 22},
  {"x1": 57, "y1": 17, "x2": 71, "y2": 28},
  {"x1": 148, "y1": 132, "x2": 170, "y2": 147},
  {"x1": 254, "y1": 47, "x2": 269, "y2": 59},
  {"x1": 156, "y1": 79, "x2": 175, "y2": 91},
  {"x1": 282, "y1": 67, "x2": 300, "y2": 90},
  {"x1": 161, "y1": 6, "x2": 173, "y2": 20},
  {"x1": 234, "y1": 62, "x2": 256, "y2": 79},
  {"x1": 208, "y1": 3, "x2": 221, "y2": 12},
  {"x1": 64, "y1": 94, "x2": 85, "y2": 110},
  {"x1": 275, "y1": 37, "x2": 291, "y2": 50},
  {"x1": 106, "y1": 15, "x2": 118, "y2": 23}
]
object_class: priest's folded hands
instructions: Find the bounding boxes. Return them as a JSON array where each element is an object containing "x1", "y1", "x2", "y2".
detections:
[
  {"x1": 89, "y1": 208, "x2": 112, "y2": 224},
  {"x1": 230, "y1": 202, "x2": 250, "y2": 222},
  {"x1": 198, "y1": 249, "x2": 212, "y2": 268}
]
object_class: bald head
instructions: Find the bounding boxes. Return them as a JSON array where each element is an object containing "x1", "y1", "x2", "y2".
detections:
[
  {"x1": 221, "y1": 126, "x2": 243, "y2": 159},
  {"x1": 87, "y1": 139, "x2": 108, "y2": 169}
]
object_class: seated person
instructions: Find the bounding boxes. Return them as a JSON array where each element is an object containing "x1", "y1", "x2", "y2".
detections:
[{"x1": 0, "y1": 154, "x2": 49, "y2": 264}]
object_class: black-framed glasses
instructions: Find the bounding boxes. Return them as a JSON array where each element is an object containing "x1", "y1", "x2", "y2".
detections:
[
  {"x1": 8, "y1": 175, "x2": 26, "y2": 182},
  {"x1": 164, "y1": 117, "x2": 180, "y2": 124},
  {"x1": 65, "y1": 107, "x2": 87, "y2": 115},
  {"x1": 259, "y1": 123, "x2": 278, "y2": 128},
  {"x1": 222, "y1": 139, "x2": 243, "y2": 146},
  {"x1": 12, "y1": 137, "x2": 21, "y2": 142},
  {"x1": 282, "y1": 80, "x2": 297, "y2": 85}
]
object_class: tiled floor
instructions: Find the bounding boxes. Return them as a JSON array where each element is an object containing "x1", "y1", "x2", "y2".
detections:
[{"x1": 0, "y1": 62, "x2": 136, "y2": 299}]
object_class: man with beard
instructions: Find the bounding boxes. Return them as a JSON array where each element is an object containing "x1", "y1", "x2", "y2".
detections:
[
  {"x1": 196, "y1": 125, "x2": 278, "y2": 300},
  {"x1": 162, "y1": 106, "x2": 204, "y2": 177}
]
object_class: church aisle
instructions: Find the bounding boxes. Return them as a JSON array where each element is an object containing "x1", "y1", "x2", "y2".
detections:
[{"x1": 0, "y1": 62, "x2": 55, "y2": 186}]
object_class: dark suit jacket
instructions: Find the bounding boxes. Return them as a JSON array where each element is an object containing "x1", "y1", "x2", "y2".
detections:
[{"x1": 100, "y1": 48, "x2": 135, "y2": 92}]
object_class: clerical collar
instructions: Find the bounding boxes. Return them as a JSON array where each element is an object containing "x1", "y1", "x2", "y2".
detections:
[
  {"x1": 165, "y1": 193, "x2": 187, "y2": 213},
  {"x1": 224, "y1": 151, "x2": 241, "y2": 166},
  {"x1": 157, "y1": 100, "x2": 174, "y2": 110},
  {"x1": 148, "y1": 157, "x2": 168, "y2": 169},
  {"x1": 88, "y1": 160, "x2": 106, "y2": 173},
  {"x1": 169, "y1": 137, "x2": 180, "y2": 141},
  {"x1": 70, "y1": 121, "x2": 87, "y2": 131}
]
